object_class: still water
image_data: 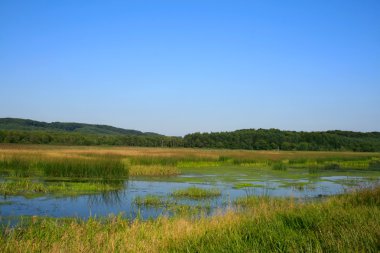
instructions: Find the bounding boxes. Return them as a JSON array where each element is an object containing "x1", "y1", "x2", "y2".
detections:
[{"x1": 1, "y1": 171, "x2": 377, "y2": 223}]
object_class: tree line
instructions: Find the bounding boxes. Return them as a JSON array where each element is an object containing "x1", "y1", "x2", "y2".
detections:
[
  {"x1": 0, "y1": 130, "x2": 182, "y2": 147},
  {"x1": 1, "y1": 129, "x2": 380, "y2": 151},
  {"x1": 183, "y1": 129, "x2": 380, "y2": 152}
]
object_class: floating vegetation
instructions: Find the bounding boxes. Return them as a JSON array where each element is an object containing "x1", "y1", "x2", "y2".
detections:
[
  {"x1": 171, "y1": 186, "x2": 221, "y2": 199},
  {"x1": 0, "y1": 179, "x2": 124, "y2": 197},
  {"x1": 279, "y1": 181, "x2": 310, "y2": 191},
  {"x1": 0, "y1": 180, "x2": 46, "y2": 196},
  {"x1": 233, "y1": 183, "x2": 260, "y2": 189},
  {"x1": 134, "y1": 195, "x2": 167, "y2": 207}
]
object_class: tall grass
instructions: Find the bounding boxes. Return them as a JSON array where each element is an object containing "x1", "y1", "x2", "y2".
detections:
[
  {"x1": 0, "y1": 185, "x2": 379, "y2": 252},
  {"x1": 41, "y1": 157, "x2": 127, "y2": 179},
  {"x1": 0, "y1": 156, "x2": 37, "y2": 177},
  {"x1": 0, "y1": 154, "x2": 128, "y2": 179}
]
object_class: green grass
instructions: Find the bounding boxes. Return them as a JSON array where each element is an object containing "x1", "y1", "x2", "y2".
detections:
[
  {"x1": 41, "y1": 157, "x2": 128, "y2": 179},
  {"x1": 167, "y1": 186, "x2": 380, "y2": 252},
  {"x1": 171, "y1": 186, "x2": 221, "y2": 199},
  {"x1": 134, "y1": 195, "x2": 167, "y2": 207},
  {"x1": 233, "y1": 182, "x2": 256, "y2": 189},
  {"x1": 0, "y1": 180, "x2": 47, "y2": 196},
  {"x1": 0, "y1": 156, "x2": 39, "y2": 177},
  {"x1": 0, "y1": 155, "x2": 128, "y2": 179},
  {"x1": 0, "y1": 180, "x2": 123, "y2": 197},
  {"x1": 0, "y1": 185, "x2": 379, "y2": 252}
]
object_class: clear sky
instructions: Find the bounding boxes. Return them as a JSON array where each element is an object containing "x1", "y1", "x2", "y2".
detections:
[{"x1": 1, "y1": 1, "x2": 379, "y2": 136}]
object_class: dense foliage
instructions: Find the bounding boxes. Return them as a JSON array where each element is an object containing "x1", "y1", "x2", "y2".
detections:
[
  {"x1": 0, "y1": 130, "x2": 182, "y2": 147},
  {"x1": 183, "y1": 129, "x2": 380, "y2": 152},
  {"x1": 1, "y1": 119, "x2": 380, "y2": 151}
]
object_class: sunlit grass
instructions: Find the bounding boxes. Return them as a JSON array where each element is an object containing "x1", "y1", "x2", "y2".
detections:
[
  {"x1": 129, "y1": 165, "x2": 180, "y2": 177},
  {"x1": 0, "y1": 185, "x2": 379, "y2": 252}
]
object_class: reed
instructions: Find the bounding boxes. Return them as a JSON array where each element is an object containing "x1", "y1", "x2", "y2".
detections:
[
  {"x1": 0, "y1": 155, "x2": 37, "y2": 177},
  {"x1": 0, "y1": 154, "x2": 128, "y2": 179},
  {"x1": 40, "y1": 157, "x2": 128, "y2": 179},
  {"x1": 129, "y1": 165, "x2": 180, "y2": 177}
]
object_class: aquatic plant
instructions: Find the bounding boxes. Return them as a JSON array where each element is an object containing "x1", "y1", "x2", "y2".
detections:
[
  {"x1": 1, "y1": 185, "x2": 379, "y2": 252},
  {"x1": 171, "y1": 186, "x2": 221, "y2": 199},
  {"x1": 233, "y1": 183, "x2": 255, "y2": 189},
  {"x1": 40, "y1": 157, "x2": 128, "y2": 179},
  {"x1": 0, "y1": 180, "x2": 46, "y2": 196},
  {"x1": 0, "y1": 180, "x2": 124, "y2": 197},
  {"x1": 134, "y1": 195, "x2": 167, "y2": 207}
]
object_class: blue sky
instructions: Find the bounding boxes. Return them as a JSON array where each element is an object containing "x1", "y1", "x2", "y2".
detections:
[{"x1": 1, "y1": 1, "x2": 379, "y2": 136}]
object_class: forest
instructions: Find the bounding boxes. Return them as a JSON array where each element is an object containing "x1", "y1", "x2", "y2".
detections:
[
  {"x1": 1, "y1": 128, "x2": 380, "y2": 151},
  {"x1": 183, "y1": 129, "x2": 380, "y2": 151}
]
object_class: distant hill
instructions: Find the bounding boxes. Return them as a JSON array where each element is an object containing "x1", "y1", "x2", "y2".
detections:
[
  {"x1": 1, "y1": 118, "x2": 380, "y2": 151},
  {"x1": 0, "y1": 118, "x2": 161, "y2": 136}
]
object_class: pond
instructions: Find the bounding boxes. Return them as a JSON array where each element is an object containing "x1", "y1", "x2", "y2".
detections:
[{"x1": 1, "y1": 166, "x2": 379, "y2": 225}]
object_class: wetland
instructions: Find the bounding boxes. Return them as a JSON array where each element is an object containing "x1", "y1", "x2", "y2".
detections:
[{"x1": 0, "y1": 145, "x2": 379, "y2": 252}]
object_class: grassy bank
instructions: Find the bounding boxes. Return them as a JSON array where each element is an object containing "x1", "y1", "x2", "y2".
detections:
[{"x1": 1, "y1": 185, "x2": 379, "y2": 252}]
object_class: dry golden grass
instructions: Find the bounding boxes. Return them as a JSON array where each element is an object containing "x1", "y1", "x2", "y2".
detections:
[
  {"x1": 1, "y1": 144, "x2": 379, "y2": 162},
  {"x1": 129, "y1": 165, "x2": 180, "y2": 176}
]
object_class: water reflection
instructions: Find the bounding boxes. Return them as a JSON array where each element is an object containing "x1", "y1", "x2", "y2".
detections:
[
  {"x1": 88, "y1": 190, "x2": 124, "y2": 206},
  {"x1": 0, "y1": 174, "x2": 379, "y2": 223}
]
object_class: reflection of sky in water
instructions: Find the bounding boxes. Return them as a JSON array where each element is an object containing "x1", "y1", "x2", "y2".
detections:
[{"x1": 0, "y1": 175, "x2": 378, "y2": 224}]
